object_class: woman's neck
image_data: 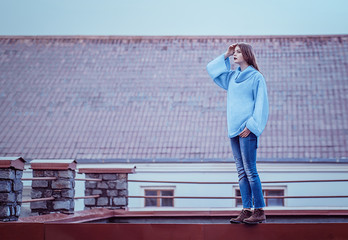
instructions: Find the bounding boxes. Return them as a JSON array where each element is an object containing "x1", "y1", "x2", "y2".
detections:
[{"x1": 239, "y1": 62, "x2": 250, "y2": 72}]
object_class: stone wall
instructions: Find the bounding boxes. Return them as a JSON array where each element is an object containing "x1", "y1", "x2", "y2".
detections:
[
  {"x1": 0, "y1": 169, "x2": 23, "y2": 221},
  {"x1": 0, "y1": 158, "x2": 136, "y2": 220},
  {"x1": 84, "y1": 173, "x2": 128, "y2": 209},
  {"x1": 30, "y1": 159, "x2": 76, "y2": 215},
  {"x1": 79, "y1": 168, "x2": 135, "y2": 209},
  {"x1": 31, "y1": 170, "x2": 75, "y2": 215},
  {"x1": 0, "y1": 157, "x2": 25, "y2": 222}
]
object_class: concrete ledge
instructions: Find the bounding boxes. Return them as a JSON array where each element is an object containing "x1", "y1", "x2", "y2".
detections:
[
  {"x1": 3, "y1": 221, "x2": 347, "y2": 240},
  {"x1": 78, "y1": 168, "x2": 135, "y2": 174},
  {"x1": 0, "y1": 157, "x2": 26, "y2": 170},
  {"x1": 31, "y1": 159, "x2": 77, "y2": 170},
  {"x1": 18, "y1": 209, "x2": 348, "y2": 224}
]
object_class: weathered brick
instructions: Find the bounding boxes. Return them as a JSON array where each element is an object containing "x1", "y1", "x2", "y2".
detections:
[
  {"x1": 102, "y1": 174, "x2": 117, "y2": 180},
  {"x1": 9, "y1": 205, "x2": 15, "y2": 216},
  {"x1": 33, "y1": 170, "x2": 55, "y2": 177},
  {"x1": 0, "y1": 169, "x2": 15, "y2": 180},
  {"x1": 116, "y1": 180, "x2": 127, "y2": 189},
  {"x1": 85, "y1": 189, "x2": 92, "y2": 196},
  {"x1": 107, "y1": 181, "x2": 116, "y2": 189},
  {"x1": 58, "y1": 170, "x2": 75, "y2": 179},
  {"x1": 85, "y1": 173, "x2": 100, "y2": 179},
  {"x1": 119, "y1": 189, "x2": 128, "y2": 197},
  {"x1": 97, "y1": 197, "x2": 109, "y2": 206},
  {"x1": 0, "y1": 180, "x2": 12, "y2": 192},
  {"x1": 31, "y1": 189, "x2": 43, "y2": 199},
  {"x1": 15, "y1": 170, "x2": 23, "y2": 179},
  {"x1": 13, "y1": 180, "x2": 23, "y2": 191},
  {"x1": 15, "y1": 205, "x2": 21, "y2": 217},
  {"x1": 107, "y1": 190, "x2": 118, "y2": 197},
  {"x1": 30, "y1": 201, "x2": 47, "y2": 210},
  {"x1": 97, "y1": 181, "x2": 109, "y2": 189},
  {"x1": 16, "y1": 192, "x2": 22, "y2": 202},
  {"x1": 52, "y1": 180, "x2": 73, "y2": 189},
  {"x1": 33, "y1": 171, "x2": 44, "y2": 177},
  {"x1": 85, "y1": 181, "x2": 97, "y2": 189},
  {"x1": 32, "y1": 180, "x2": 48, "y2": 188},
  {"x1": 84, "y1": 198, "x2": 95, "y2": 206},
  {"x1": 118, "y1": 174, "x2": 127, "y2": 180},
  {"x1": 92, "y1": 189, "x2": 103, "y2": 195},
  {"x1": 2, "y1": 216, "x2": 17, "y2": 222},
  {"x1": 61, "y1": 189, "x2": 74, "y2": 198},
  {"x1": 43, "y1": 189, "x2": 52, "y2": 197},
  {"x1": 52, "y1": 190, "x2": 62, "y2": 198},
  {"x1": 0, "y1": 206, "x2": 11, "y2": 217},
  {"x1": 0, "y1": 192, "x2": 15, "y2": 202},
  {"x1": 113, "y1": 197, "x2": 127, "y2": 206},
  {"x1": 42, "y1": 170, "x2": 56, "y2": 177},
  {"x1": 53, "y1": 201, "x2": 71, "y2": 210},
  {"x1": 70, "y1": 200, "x2": 75, "y2": 209}
]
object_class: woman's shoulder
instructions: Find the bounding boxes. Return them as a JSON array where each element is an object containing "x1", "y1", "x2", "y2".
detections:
[
  {"x1": 252, "y1": 70, "x2": 265, "y2": 81},
  {"x1": 250, "y1": 70, "x2": 267, "y2": 89}
]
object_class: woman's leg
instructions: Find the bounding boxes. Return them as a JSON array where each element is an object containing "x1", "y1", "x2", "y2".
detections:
[
  {"x1": 230, "y1": 137, "x2": 253, "y2": 209},
  {"x1": 239, "y1": 133, "x2": 265, "y2": 209}
]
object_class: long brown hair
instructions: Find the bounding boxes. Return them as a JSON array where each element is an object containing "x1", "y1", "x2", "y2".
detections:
[{"x1": 237, "y1": 42, "x2": 260, "y2": 72}]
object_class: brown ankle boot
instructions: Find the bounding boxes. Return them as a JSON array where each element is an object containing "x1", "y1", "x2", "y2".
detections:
[
  {"x1": 230, "y1": 209, "x2": 252, "y2": 224},
  {"x1": 243, "y1": 208, "x2": 266, "y2": 224}
]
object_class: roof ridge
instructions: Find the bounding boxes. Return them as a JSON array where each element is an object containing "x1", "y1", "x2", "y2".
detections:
[{"x1": 0, "y1": 34, "x2": 347, "y2": 40}]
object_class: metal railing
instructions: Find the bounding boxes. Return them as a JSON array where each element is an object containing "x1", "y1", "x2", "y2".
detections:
[
  {"x1": 22, "y1": 177, "x2": 102, "y2": 181},
  {"x1": 128, "y1": 179, "x2": 348, "y2": 184},
  {"x1": 127, "y1": 179, "x2": 348, "y2": 201},
  {"x1": 21, "y1": 177, "x2": 102, "y2": 203},
  {"x1": 20, "y1": 177, "x2": 348, "y2": 207}
]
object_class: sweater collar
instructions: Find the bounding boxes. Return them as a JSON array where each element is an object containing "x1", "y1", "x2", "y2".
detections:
[{"x1": 235, "y1": 65, "x2": 257, "y2": 83}]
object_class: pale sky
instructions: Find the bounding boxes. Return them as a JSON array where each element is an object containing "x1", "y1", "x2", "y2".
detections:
[{"x1": 0, "y1": 0, "x2": 348, "y2": 36}]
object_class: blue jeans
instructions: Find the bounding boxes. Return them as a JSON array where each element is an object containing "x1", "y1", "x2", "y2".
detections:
[{"x1": 230, "y1": 133, "x2": 265, "y2": 209}]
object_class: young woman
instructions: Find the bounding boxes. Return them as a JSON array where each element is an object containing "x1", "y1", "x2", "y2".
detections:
[{"x1": 206, "y1": 43, "x2": 269, "y2": 224}]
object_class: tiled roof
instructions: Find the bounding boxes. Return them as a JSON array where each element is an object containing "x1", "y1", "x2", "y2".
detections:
[{"x1": 0, "y1": 35, "x2": 347, "y2": 160}]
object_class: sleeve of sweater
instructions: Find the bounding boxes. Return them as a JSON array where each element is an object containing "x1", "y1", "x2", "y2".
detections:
[
  {"x1": 246, "y1": 76, "x2": 269, "y2": 137},
  {"x1": 206, "y1": 54, "x2": 232, "y2": 90}
]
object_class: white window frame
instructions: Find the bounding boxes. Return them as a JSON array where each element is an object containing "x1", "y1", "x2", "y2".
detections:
[
  {"x1": 141, "y1": 186, "x2": 176, "y2": 208},
  {"x1": 232, "y1": 185, "x2": 288, "y2": 207}
]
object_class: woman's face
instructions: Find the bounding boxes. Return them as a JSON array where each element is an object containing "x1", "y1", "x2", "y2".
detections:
[{"x1": 233, "y1": 46, "x2": 246, "y2": 65}]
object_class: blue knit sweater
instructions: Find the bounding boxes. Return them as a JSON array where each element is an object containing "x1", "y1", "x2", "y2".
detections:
[{"x1": 206, "y1": 53, "x2": 269, "y2": 140}]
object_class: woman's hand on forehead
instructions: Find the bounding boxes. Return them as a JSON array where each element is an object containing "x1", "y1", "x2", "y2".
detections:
[{"x1": 225, "y1": 43, "x2": 238, "y2": 58}]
